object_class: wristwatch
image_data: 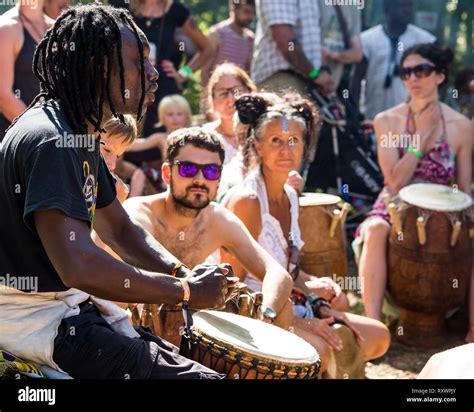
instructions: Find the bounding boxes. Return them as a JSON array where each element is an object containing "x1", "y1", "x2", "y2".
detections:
[{"x1": 261, "y1": 307, "x2": 277, "y2": 324}]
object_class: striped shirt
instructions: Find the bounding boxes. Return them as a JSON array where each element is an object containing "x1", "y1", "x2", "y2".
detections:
[
  {"x1": 211, "y1": 20, "x2": 254, "y2": 72},
  {"x1": 251, "y1": 0, "x2": 322, "y2": 84}
]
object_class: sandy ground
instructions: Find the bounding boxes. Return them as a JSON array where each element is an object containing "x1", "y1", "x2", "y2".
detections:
[{"x1": 345, "y1": 291, "x2": 468, "y2": 379}]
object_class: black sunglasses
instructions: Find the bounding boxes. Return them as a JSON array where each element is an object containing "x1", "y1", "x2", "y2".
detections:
[
  {"x1": 400, "y1": 64, "x2": 438, "y2": 81},
  {"x1": 173, "y1": 160, "x2": 223, "y2": 181}
]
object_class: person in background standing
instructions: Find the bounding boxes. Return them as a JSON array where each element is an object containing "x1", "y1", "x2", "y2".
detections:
[
  {"x1": 352, "y1": 0, "x2": 436, "y2": 121},
  {"x1": 129, "y1": 0, "x2": 213, "y2": 137},
  {"x1": 200, "y1": 0, "x2": 255, "y2": 119},
  {"x1": 318, "y1": 0, "x2": 362, "y2": 95},
  {"x1": 0, "y1": 0, "x2": 54, "y2": 141},
  {"x1": 251, "y1": 0, "x2": 334, "y2": 98}
]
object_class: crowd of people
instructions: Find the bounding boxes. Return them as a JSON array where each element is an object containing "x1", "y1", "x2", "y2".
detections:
[{"x1": 0, "y1": 0, "x2": 472, "y2": 380}]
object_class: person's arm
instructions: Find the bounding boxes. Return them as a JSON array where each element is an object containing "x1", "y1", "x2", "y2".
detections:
[
  {"x1": 126, "y1": 132, "x2": 167, "y2": 153},
  {"x1": 218, "y1": 206, "x2": 293, "y2": 318},
  {"x1": 200, "y1": 27, "x2": 219, "y2": 86},
  {"x1": 350, "y1": 55, "x2": 367, "y2": 110},
  {"x1": 455, "y1": 118, "x2": 473, "y2": 194},
  {"x1": 34, "y1": 208, "x2": 228, "y2": 309},
  {"x1": 180, "y1": 16, "x2": 213, "y2": 74},
  {"x1": 0, "y1": 22, "x2": 28, "y2": 123},
  {"x1": 270, "y1": 24, "x2": 333, "y2": 94},
  {"x1": 325, "y1": 36, "x2": 363, "y2": 64}
]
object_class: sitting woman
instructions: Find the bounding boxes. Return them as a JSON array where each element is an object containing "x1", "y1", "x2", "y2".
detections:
[
  {"x1": 354, "y1": 43, "x2": 473, "y2": 344},
  {"x1": 220, "y1": 92, "x2": 391, "y2": 372}
]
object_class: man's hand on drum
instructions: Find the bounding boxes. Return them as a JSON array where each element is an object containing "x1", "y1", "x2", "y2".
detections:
[
  {"x1": 318, "y1": 306, "x2": 364, "y2": 344},
  {"x1": 305, "y1": 277, "x2": 342, "y2": 304},
  {"x1": 187, "y1": 263, "x2": 239, "y2": 310}
]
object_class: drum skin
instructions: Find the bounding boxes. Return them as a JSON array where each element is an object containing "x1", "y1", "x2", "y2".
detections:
[
  {"x1": 387, "y1": 206, "x2": 472, "y2": 347},
  {"x1": 299, "y1": 196, "x2": 348, "y2": 278}
]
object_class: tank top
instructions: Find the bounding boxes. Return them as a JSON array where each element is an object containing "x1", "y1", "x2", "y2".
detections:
[
  {"x1": 226, "y1": 170, "x2": 304, "y2": 291},
  {"x1": 0, "y1": 26, "x2": 40, "y2": 141}
]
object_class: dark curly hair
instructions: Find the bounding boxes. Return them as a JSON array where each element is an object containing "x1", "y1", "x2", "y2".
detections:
[
  {"x1": 401, "y1": 43, "x2": 454, "y2": 86},
  {"x1": 234, "y1": 92, "x2": 319, "y2": 174}
]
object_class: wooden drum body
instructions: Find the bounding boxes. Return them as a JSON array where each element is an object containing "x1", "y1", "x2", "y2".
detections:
[
  {"x1": 387, "y1": 184, "x2": 473, "y2": 347},
  {"x1": 299, "y1": 193, "x2": 349, "y2": 278},
  {"x1": 180, "y1": 310, "x2": 320, "y2": 379}
]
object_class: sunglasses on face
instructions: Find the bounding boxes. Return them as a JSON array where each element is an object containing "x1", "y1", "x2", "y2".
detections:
[
  {"x1": 400, "y1": 64, "x2": 437, "y2": 81},
  {"x1": 173, "y1": 160, "x2": 223, "y2": 181}
]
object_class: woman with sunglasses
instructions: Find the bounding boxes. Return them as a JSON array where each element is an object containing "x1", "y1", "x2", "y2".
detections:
[
  {"x1": 354, "y1": 43, "x2": 473, "y2": 342},
  {"x1": 220, "y1": 92, "x2": 391, "y2": 373}
]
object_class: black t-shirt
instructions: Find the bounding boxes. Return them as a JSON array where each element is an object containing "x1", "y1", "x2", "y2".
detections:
[{"x1": 0, "y1": 100, "x2": 116, "y2": 292}]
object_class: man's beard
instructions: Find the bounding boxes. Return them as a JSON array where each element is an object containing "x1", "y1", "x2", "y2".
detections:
[{"x1": 170, "y1": 181, "x2": 212, "y2": 213}]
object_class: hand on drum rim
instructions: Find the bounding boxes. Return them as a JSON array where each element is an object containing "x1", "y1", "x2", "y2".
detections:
[{"x1": 319, "y1": 306, "x2": 365, "y2": 344}]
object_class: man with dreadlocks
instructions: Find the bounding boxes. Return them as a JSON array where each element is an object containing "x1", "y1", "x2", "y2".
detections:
[{"x1": 0, "y1": 4, "x2": 236, "y2": 379}]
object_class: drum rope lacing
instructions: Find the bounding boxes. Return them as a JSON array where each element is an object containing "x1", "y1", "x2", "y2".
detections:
[{"x1": 180, "y1": 331, "x2": 320, "y2": 379}]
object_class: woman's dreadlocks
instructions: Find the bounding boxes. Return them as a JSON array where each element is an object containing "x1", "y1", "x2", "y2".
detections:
[{"x1": 10, "y1": 4, "x2": 146, "y2": 135}]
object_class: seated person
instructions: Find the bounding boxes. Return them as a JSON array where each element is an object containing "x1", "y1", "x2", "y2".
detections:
[
  {"x1": 353, "y1": 44, "x2": 472, "y2": 345},
  {"x1": 122, "y1": 95, "x2": 192, "y2": 194},
  {"x1": 119, "y1": 127, "x2": 295, "y2": 331},
  {"x1": 220, "y1": 92, "x2": 391, "y2": 372},
  {"x1": 100, "y1": 115, "x2": 146, "y2": 200},
  {"x1": 0, "y1": 4, "x2": 234, "y2": 380}
]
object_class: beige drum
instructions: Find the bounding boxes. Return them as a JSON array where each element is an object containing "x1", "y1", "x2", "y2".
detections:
[
  {"x1": 299, "y1": 193, "x2": 350, "y2": 278},
  {"x1": 387, "y1": 183, "x2": 473, "y2": 347},
  {"x1": 180, "y1": 310, "x2": 320, "y2": 379}
]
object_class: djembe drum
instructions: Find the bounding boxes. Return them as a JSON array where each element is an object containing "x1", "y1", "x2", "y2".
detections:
[
  {"x1": 180, "y1": 310, "x2": 320, "y2": 379},
  {"x1": 299, "y1": 193, "x2": 350, "y2": 277},
  {"x1": 133, "y1": 283, "x2": 264, "y2": 347},
  {"x1": 387, "y1": 183, "x2": 473, "y2": 347}
]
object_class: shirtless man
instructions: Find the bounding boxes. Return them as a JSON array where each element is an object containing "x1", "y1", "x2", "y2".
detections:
[{"x1": 122, "y1": 127, "x2": 294, "y2": 329}]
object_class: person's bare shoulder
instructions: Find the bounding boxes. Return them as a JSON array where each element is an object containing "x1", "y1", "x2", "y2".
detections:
[
  {"x1": 0, "y1": 11, "x2": 21, "y2": 35},
  {"x1": 222, "y1": 188, "x2": 262, "y2": 235},
  {"x1": 441, "y1": 102, "x2": 472, "y2": 129},
  {"x1": 122, "y1": 194, "x2": 164, "y2": 232}
]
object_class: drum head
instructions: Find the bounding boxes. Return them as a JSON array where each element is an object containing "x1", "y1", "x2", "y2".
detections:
[
  {"x1": 399, "y1": 183, "x2": 472, "y2": 212},
  {"x1": 299, "y1": 192, "x2": 341, "y2": 206},
  {"x1": 192, "y1": 310, "x2": 318, "y2": 364}
]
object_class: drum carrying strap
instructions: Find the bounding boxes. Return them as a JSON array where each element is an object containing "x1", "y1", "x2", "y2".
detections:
[{"x1": 179, "y1": 302, "x2": 194, "y2": 356}]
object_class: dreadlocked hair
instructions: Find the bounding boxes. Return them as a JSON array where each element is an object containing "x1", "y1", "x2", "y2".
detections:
[
  {"x1": 8, "y1": 3, "x2": 146, "y2": 135},
  {"x1": 235, "y1": 92, "x2": 319, "y2": 175}
]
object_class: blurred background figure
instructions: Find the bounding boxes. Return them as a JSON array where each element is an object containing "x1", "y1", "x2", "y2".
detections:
[
  {"x1": 200, "y1": 0, "x2": 255, "y2": 119},
  {"x1": 352, "y1": 0, "x2": 436, "y2": 121},
  {"x1": 447, "y1": 67, "x2": 474, "y2": 120},
  {"x1": 251, "y1": 0, "x2": 334, "y2": 98},
  {"x1": 129, "y1": 0, "x2": 212, "y2": 136},
  {"x1": 0, "y1": 0, "x2": 54, "y2": 141},
  {"x1": 43, "y1": 0, "x2": 70, "y2": 19},
  {"x1": 318, "y1": 0, "x2": 362, "y2": 97}
]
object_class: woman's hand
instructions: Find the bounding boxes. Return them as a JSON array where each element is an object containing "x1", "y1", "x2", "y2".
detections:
[
  {"x1": 303, "y1": 317, "x2": 343, "y2": 351},
  {"x1": 319, "y1": 306, "x2": 364, "y2": 344},
  {"x1": 305, "y1": 276, "x2": 342, "y2": 303},
  {"x1": 161, "y1": 60, "x2": 187, "y2": 86},
  {"x1": 286, "y1": 170, "x2": 304, "y2": 194}
]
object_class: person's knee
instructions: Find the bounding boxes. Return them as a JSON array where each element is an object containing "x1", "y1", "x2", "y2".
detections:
[
  {"x1": 363, "y1": 322, "x2": 391, "y2": 361},
  {"x1": 316, "y1": 342, "x2": 332, "y2": 374},
  {"x1": 364, "y1": 219, "x2": 390, "y2": 242},
  {"x1": 331, "y1": 292, "x2": 350, "y2": 312}
]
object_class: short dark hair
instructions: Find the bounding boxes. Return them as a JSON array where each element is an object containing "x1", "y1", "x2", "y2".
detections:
[
  {"x1": 230, "y1": 0, "x2": 255, "y2": 9},
  {"x1": 401, "y1": 43, "x2": 454, "y2": 85},
  {"x1": 166, "y1": 127, "x2": 225, "y2": 164}
]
